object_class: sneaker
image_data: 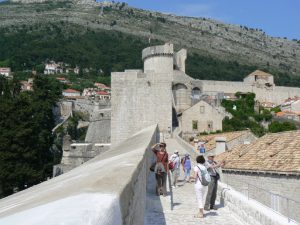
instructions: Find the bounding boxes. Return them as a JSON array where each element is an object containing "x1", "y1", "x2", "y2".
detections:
[
  {"x1": 210, "y1": 206, "x2": 217, "y2": 210},
  {"x1": 172, "y1": 185, "x2": 176, "y2": 189},
  {"x1": 204, "y1": 207, "x2": 210, "y2": 211}
]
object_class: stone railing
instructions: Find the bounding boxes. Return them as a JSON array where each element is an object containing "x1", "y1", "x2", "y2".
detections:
[
  {"x1": 0, "y1": 125, "x2": 158, "y2": 225},
  {"x1": 218, "y1": 182, "x2": 298, "y2": 225}
]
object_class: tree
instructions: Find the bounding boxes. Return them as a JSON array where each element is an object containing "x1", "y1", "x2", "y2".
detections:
[
  {"x1": 268, "y1": 121, "x2": 297, "y2": 133},
  {"x1": 0, "y1": 76, "x2": 62, "y2": 197}
]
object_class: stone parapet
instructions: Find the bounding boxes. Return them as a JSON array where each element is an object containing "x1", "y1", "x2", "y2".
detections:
[
  {"x1": 142, "y1": 43, "x2": 174, "y2": 61},
  {"x1": 218, "y1": 182, "x2": 298, "y2": 225},
  {"x1": 0, "y1": 125, "x2": 158, "y2": 225}
]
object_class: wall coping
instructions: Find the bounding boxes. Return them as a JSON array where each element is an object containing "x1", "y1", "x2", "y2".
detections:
[
  {"x1": 219, "y1": 182, "x2": 299, "y2": 225},
  {"x1": 222, "y1": 168, "x2": 300, "y2": 177},
  {"x1": 0, "y1": 125, "x2": 158, "y2": 225}
]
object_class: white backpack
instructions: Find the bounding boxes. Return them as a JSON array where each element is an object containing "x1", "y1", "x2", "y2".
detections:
[{"x1": 197, "y1": 166, "x2": 211, "y2": 186}]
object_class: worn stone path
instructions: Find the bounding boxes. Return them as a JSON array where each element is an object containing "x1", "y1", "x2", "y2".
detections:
[{"x1": 144, "y1": 138, "x2": 244, "y2": 225}]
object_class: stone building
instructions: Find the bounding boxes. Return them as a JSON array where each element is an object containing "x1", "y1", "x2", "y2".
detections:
[
  {"x1": 53, "y1": 97, "x2": 111, "y2": 176},
  {"x1": 181, "y1": 100, "x2": 227, "y2": 134},
  {"x1": 215, "y1": 130, "x2": 300, "y2": 222},
  {"x1": 0, "y1": 67, "x2": 11, "y2": 77},
  {"x1": 111, "y1": 43, "x2": 300, "y2": 146},
  {"x1": 62, "y1": 88, "x2": 81, "y2": 97},
  {"x1": 111, "y1": 44, "x2": 174, "y2": 146},
  {"x1": 193, "y1": 130, "x2": 257, "y2": 154}
]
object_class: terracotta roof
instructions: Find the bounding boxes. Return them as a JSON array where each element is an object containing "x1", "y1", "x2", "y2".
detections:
[
  {"x1": 197, "y1": 130, "x2": 250, "y2": 151},
  {"x1": 63, "y1": 89, "x2": 80, "y2": 93},
  {"x1": 215, "y1": 130, "x2": 300, "y2": 174},
  {"x1": 247, "y1": 70, "x2": 273, "y2": 77},
  {"x1": 96, "y1": 91, "x2": 109, "y2": 95},
  {"x1": 276, "y1": 111, "x2": 285, "y2": 117}
]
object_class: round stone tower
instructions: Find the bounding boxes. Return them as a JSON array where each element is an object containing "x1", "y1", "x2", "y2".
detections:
[{"x1": 142, "y1": 43, "x2": 174, "y2": 74}]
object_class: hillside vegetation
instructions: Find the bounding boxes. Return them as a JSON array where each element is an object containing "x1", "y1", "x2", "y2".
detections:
[
  {"x1": 1, "y1": 23, "x2": 300, "y2": 87},
  {"x1": 0, "y1": 1, "x2": 300, "y2": 86}
]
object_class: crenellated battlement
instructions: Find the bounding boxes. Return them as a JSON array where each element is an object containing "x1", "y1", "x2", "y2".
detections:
[{"x1": 142, "y1": 43, "x2": 174, "y2": 61}]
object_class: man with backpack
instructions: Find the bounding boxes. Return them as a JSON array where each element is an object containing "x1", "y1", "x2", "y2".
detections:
[
  {"x1": 204, "y1": 153, "x2": 225, "y2": 211},
  {"x1": 169, "y1": 150, "x2": 180, "y2": 188},
  {"x1": 181, "y1": 154, "x2": 192, "y2": 183}
]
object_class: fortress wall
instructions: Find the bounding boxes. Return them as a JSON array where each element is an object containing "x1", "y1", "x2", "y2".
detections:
[
  {"x1": 201, "y1": 80, "x2": 300, "y2": 105},
  {"x1": 221, "y1": 172, "x2": 300, "y2": 223},
  {"x1": 0, "y1": 125, "x2": 158, "y2": 225},
  {"x1": 144, "y1": 55, "x2": 173, "y2": 74},
  {"x1": 201, "y1": 80, "x2": 251, "y2": 94},
  {"x1": 74, "y1": 99, "x2": 96, "y2": 115},
  {"x1": 218, "y1": 182, "x2": 299, "y2": 225},
  {"x1": 111, "y1": 71, "x2": 172, "y2": 146}
]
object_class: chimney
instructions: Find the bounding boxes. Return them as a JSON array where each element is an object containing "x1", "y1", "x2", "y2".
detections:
[{"x1": 215, "y1": 137, "x2": 226, "y2": 154}]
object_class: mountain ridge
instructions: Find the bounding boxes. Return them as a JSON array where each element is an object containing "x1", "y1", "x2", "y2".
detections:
[{"x1": 0, "y1": 0, "x2": 299, "y2": 78}]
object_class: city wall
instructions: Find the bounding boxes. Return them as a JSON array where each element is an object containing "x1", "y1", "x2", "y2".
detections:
[
  {"x1": 221, "y1": 171, "x2": 300, "y2": 222},
  {"x1": 200, "y1": 80, "x2": 300, "y2": 105},
  {"x1": 0, "y1": 125, "x2": 158, "y2": 225},
  {"x1": 218, "y1": 182, "x2": 298, "y2": 225}
]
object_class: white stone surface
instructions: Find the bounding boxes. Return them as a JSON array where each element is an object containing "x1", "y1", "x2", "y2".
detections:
[
  {"x1": 0, "y1": 125, "x2": 158, "y2": 225},
  {"x1": 0, "y1": 193, "x2": 121, "y2": 225},
  {"x1": 145, "y1": 138, "x2": 244, "y2": 225}
]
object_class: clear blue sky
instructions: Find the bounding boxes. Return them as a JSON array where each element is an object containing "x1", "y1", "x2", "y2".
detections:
[{"x1": 117, "y1": 0, "x2": 299, "y2": 40}]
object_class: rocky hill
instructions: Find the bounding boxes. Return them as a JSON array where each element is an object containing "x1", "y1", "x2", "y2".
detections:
[{"x1": 1, "y1": 0, "x2": 299, "y2": 77}]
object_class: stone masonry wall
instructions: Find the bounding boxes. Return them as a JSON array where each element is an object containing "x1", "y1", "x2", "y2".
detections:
[
  {"x1": 200, "y1": 80, "x2": 300, "y2": 105},
  {"x1": 0, "y1": 125, "x2": 158, "y2": 225},
  {"x1": 111, "y1": 70, "x2": 172, "y2": 146},
  {"x1": 221, "y1": 171, "x2": 300, "y2": 222}
]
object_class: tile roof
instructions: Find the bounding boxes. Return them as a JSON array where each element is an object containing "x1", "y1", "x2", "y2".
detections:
[
  {"x1": 63, "y1": 89, "x2": 80, "y2": 93},
  {"x1": 96, "y1": 91, "x2": 109, "y2": 95},
  {"x1": 215, "y1": 130, "x2": 300, "y2": 174},
  {"x1": 247, "y1": 70, "x2": 273, "y2": 77},
  {"x1": 197, "y1": 130, "x2": 250, "y2": 151}
]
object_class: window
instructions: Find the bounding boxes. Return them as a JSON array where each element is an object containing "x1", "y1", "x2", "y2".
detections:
[
  {"x1": 208, "y1": 121, "x2": 213, "y2": 131},
  {"x1": 192, "y1": 120, "x2": 198, "y2": 130},
  {"x1": 200, "y1": 106, "x2": 205, "y2": 113}
]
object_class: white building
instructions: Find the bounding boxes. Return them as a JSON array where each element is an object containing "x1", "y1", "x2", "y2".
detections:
[
  {"x1": 44, "y1": 62, "x2": 63, "y2": 75},
  {"x1": 0, "y1": 67, "x2": 11, "y2": 77},
  {"x1": 181, "y1": 100, "x2": 228, "y2": 135},
  {"x1": 74, "y1": 66, "x2": 80, "y2": 74},
  {"x1": 96, "y1": 91, "x2": 110, "y2": 100},
  {"x1": 62, "y1": 89, "x2": 81, "y2": 97}
]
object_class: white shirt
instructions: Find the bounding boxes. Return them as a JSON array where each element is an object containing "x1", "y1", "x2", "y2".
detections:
[
  {"x1": 194, "y1": 164, "x2": 206, "y2": 186},
  {"x1": 170, "y1": 154, "x2": 180, "y2": 169}
]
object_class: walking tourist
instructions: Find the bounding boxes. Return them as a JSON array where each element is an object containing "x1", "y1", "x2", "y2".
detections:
[
  {"x1": 169, "y1": 150, "x2": 180, "y2": 188},
  {"x1": 151, "y1": 142, "x2": 169, "y2": 196},
  {"x1": 193, "y1": 155, "x2": 209, "y2": 218},
  {"x1": 204, "y1": 153, "x2": 225, "y2": 211},
  {"x1": 181, "y1": 153, "x2": 192, "y2": 182}
]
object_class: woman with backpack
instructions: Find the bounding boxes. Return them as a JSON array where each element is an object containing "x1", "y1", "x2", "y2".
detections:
[
  {"x1": 151, "y1": 142, "x2": 169, "y2": 196},
  {"x1": 193, "y1": 155, "x2": 210, "y2": 218},
  {"x1": 181, "y1": 153, "x2": 192, "y2": 183}
]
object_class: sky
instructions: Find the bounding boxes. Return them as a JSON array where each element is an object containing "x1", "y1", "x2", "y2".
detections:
[{"x1": 117, "y1": 0, "x2": 300, "y2": 40}]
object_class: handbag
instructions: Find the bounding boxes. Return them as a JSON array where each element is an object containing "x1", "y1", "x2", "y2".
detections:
[
  {"x1": 168, "y1": 161, "x2": 174, "y2": 170},
  {"x1": 150, "y1": 162, "x2": 156, "y2": 172},
  {"x1": 215, "y1": 172, "x2": 220, "y2": 180}
]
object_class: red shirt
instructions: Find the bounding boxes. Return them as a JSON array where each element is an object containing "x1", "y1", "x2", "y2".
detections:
[{"x1": 152, "y1": 149, "x2": 169, "y2": 172}]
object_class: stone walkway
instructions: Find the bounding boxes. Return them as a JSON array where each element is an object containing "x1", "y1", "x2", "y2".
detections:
[{"x1": 144, "y1": 138, "x2": 244, "y2": 225}]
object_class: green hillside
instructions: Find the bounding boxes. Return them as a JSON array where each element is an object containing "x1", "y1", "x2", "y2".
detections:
[{"x1": 1, "y1": 23, "x2": 300, "y2": 86}]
